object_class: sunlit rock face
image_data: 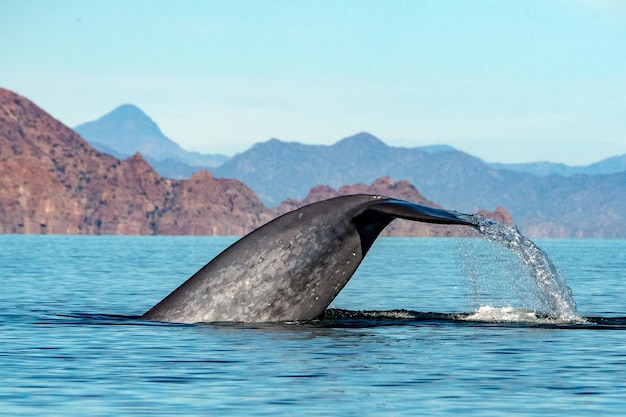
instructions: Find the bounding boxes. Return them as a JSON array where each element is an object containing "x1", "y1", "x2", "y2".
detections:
[{"x1": 0, "y1": 88, "x2": 272, "y2": 235}]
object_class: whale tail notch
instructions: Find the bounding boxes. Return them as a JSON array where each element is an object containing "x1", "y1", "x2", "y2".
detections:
[{"x1": 353, "y1": 197, "x2": 479, "y2": 255}]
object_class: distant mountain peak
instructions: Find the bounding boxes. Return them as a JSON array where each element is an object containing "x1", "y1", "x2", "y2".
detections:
[
  {"x1": 110, "y1": 103, "x2": 148, "y2": 117},
  {"x1": 334, "y1": 132, "x2": 386, "y2": 149},
  {"x1": 96, "y1": 104, "x2": 162, "y2": 135},
  {"x1": 249, "y1": 138, "x2": 307, "y2": 154},
  {"x1": 264, "y1": 138, "x2": 287, "y2": 146},
  {"x1": 75, "y1": 104, "x2": 168, "y2": 154},
  {"x1": 74, "y1": 104, "x2": 228, "y2": 173}
]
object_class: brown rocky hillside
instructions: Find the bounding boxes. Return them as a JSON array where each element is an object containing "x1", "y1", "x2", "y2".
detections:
[{"x1": 0, "y1": 88, "x2": 272, "y2": 235}]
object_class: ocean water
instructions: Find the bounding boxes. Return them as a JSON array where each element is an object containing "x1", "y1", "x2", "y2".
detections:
[{"x1": 1, "y1": 235, "x2": 625, "y2": 416}]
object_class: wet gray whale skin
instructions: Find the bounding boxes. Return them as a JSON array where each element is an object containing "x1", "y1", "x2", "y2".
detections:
[{"x1": 142, "y1": 194, "x2": 478, "y2": 323}]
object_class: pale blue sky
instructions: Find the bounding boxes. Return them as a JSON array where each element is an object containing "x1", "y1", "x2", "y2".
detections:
[{"x1": 1, "y1": 0, "x2": 625, "y2": 164}]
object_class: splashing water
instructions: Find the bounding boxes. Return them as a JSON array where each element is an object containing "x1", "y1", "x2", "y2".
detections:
[
  {"x1": 462, "y1": 306, "x2": 552, "y2": 323},
  {"x1": 460, "y1": 213, "x2": 580, "y2": 322}
]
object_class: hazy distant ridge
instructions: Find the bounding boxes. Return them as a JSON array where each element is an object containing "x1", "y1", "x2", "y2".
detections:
[
  {"x1": 72, "y1": 104, "x2": 626, "y2": 238},
  {"x1": 211, "y1": 134, "x2": 626, "y2": 238},
  {"x1": 75, "y1": 104, "x2": 626, "y2": 181},
  {"x1": 490, "y1": 156, "x2": 626, "y2": 177}
]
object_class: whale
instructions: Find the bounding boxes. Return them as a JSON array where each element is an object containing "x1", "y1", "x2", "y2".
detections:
[{"x1": 141, "y1": 194, "x2": 479, "y2": 323}]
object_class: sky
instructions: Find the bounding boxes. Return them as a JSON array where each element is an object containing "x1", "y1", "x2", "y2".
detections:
[{"x1": 1, "y1": 0, "x2": 625, "y2": 165}]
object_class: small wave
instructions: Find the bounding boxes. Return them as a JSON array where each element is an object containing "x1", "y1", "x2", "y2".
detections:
[{"x1": 36, "y1": 312, "x2": 147, "y2": 326}]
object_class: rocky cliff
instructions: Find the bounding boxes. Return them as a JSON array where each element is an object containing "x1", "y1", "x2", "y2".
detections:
[{"x1": 0, "y1": 88, "x2": 272, "y2": 235}]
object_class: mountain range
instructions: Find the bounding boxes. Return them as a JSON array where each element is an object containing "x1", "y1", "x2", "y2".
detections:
[
  {"x1": 75, "y1": 106, "x2": 626, "y2": 181},
  {"x1": 1, "y1": 87, "x2": 490, "y2": 237},
  {"x1": 214, "y1": 134, "x2": 626, "y2": 238},
  {"x1": 74, "y1": 104, "x2": 626, "y2": 238},
  {"x1": 489, "y1": 157, "x2": 626, "y2": 177}
]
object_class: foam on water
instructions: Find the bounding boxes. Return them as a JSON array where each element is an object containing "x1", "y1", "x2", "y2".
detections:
[
  {"x1": 466, "y1": 213, "x2": 580, "y2": 322},
  {"x1": 461, "y1": 306, "x2": 559, "y2": 323}
]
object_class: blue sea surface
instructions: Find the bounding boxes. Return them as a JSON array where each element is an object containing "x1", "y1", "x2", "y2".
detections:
[{"x1": 1, "y1": 236, "x2": 625, "y2": 415}]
